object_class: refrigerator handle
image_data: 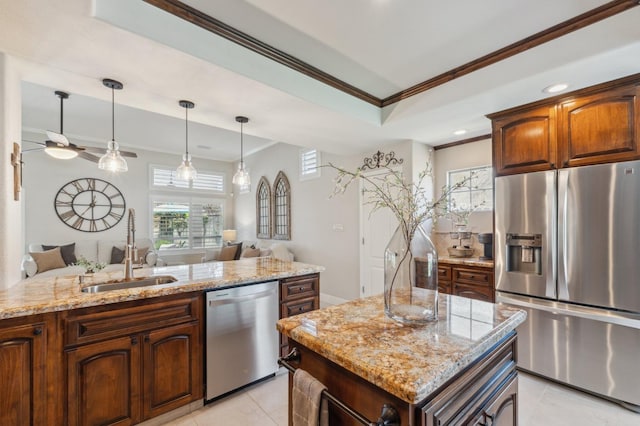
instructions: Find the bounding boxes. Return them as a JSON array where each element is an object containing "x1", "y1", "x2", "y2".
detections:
[{"x1": 557, "y1": 169, "x2": 569, "y2": 300}]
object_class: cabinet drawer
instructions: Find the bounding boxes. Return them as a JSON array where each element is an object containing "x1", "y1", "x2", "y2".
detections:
[
  {"x1": 453, "y1": 267, "x2": 493, "y2": 287},
  {"x1": 281, "y1": 296, "x2": 318, "y2": 318},
  {"x1": 453, "y1": 283, "x2": 494, "y2": 302},
  {"x1": 438, "y1": 265, "x2": 452, "y2": 281},
  {"x1": 438, "y1": 281, "x2": 452, "y2": 295},
  {"x1": 63, "y1": 293, "x2": 201, "y2": 347},
  {"x1": 280, "y1": 274, "x2": 319, "y2": 301}
]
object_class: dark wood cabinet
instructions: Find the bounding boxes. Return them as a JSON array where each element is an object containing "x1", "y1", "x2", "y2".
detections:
[
  {"x1": 492, "y1": 105, "x2": 558, "y2": 175},
  {"x1": 422, "y1": 333, "x2": 517, "y2": 425},
  {"x1": 66, "y1": 336, "x2": 141, "y2": 426},
  {"x1": 143, "y1": 321, "x2": 201, "y2": 419},
  {"x1": 559, "y1": 84, "x2": 640, "y2": 167},
  {"x1": 279, "y1": 274, "x2": 320, "y2": 357},
  {"x1": 286, "y1": 332, "x2": 518, "y2": 426},
  {"x1": 0, "y1": 315, "x2": 54, "y2": 426},
  {"x1": 63, "y1": 293, "x2": 203, "y2": 426},
  {"x1": 490, "y1": 74, "x2": 640, "y2": 176},
  {"x1": 438, "y1": 261, "x2": 495, "y2": 303},
  {"x1": 437, "y1": 265, "x2": 452, "y2": 294}
]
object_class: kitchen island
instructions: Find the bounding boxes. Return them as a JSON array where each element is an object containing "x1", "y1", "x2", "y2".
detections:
[
  {"x1": 0, "y1": 258, "x2": 323, "y2": 425},
  {"x1": 277, "y1": 294, "x2": 526, "y2": 425}
]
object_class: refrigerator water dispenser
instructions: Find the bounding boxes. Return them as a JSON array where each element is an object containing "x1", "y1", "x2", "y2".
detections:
[{"x1": 505, "y1": 233, "x2": 542, "y2": 275}]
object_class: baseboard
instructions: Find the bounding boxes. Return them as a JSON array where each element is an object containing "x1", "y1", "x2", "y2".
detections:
[{"x1": 320, "y1": 292, "x2": 349, "y2": 308}]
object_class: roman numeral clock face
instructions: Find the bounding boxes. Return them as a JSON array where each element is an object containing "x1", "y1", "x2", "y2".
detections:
[{"x1": 54, "y1": 178, "x2": 126, "y2": 232}]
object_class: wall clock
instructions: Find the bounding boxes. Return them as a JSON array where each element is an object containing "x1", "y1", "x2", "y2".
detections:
[{"x1": 54, "y1": 178, "x2": 126, "y2": 232}]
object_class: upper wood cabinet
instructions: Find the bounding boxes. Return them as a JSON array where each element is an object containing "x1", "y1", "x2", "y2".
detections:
[
  {"x1": 492, "y1": 105, "x2": 558, "y2": 175},
  {"x1": 489, "y1": 74, "x2": 640, "y2": 176},
  {"x1": 558, "y1": 85, "x2": 640, "y2": 168}
]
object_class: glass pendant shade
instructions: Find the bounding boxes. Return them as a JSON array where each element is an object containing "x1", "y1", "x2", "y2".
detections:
[
  {"x1": 233, "y1": 116, "x2": 251, "y2": 186},
  {"x1": 232, "y1": 162, "x2": 250, "y2": 185},
  {"x1": 101, "y1": 79, "x2": 128, "y2": 172},
  {"x1": 98, "y1": 140, "x2": 128, "y2": 172},
  {"x1": 176, "y1": 153, "x2": 197, "y2": 180},
  {"x1": 177, "y1": 100, "x2": 196, "y2": 181}
]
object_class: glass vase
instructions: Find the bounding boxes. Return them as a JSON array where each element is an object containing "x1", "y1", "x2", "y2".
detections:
[{"x1": 384, "y1": 223, "x2": 439, "y2": 324}]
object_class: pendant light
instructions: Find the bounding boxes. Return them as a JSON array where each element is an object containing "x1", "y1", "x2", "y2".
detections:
[
  {"x1": 98, "y1": 79, "x2": 128, "y2": 172},
  {"x1": 176, "y1": 100, "x2": 197, "y2": 181},
  {"x1": 232, "y1": 116, "x2": 250, "y2": 186}
]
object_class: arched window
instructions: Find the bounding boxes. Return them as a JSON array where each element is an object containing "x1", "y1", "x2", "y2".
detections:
[
  {"x1": 272, "y1": 171, "x2": 291, "y2": 240},
  {"x1": 256, "y1": 177, "x2": 272, "y2": 239}
]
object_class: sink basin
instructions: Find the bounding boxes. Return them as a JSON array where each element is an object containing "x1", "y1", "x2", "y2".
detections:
[{"x1": 81, "y1": 275, "x2": 178, "y2": 293}]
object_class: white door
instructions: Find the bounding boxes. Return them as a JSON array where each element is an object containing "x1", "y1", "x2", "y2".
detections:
[{"x1": 360, "y1": 170, "x2": 398, "y2": 298}]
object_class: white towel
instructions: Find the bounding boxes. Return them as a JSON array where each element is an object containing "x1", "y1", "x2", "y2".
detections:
[{"x1": 291, "y1": 369, "x2": 329, "y2": 426}]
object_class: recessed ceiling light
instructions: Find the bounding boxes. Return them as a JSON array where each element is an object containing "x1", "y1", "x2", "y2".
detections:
[
  {"x1": 543, "y1": 83, "x2": 569, "y2": 94},
  {"x1": 453, "y1": 129, "x2": 467, "y2": 136}
]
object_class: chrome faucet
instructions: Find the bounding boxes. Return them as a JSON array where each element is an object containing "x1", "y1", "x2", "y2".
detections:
[{"x1": 124, "y1": 208, "x2": 136, "y2": 280}]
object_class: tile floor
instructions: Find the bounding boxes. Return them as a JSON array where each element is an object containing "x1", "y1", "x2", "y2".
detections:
[{"x1": 165, "y1": 371, "x2": 640, "y2": 426}]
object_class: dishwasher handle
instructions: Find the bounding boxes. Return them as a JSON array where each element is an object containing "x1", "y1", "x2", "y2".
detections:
[{"x1": 208, "y1": 289, "x2": 276, "y2": 307}]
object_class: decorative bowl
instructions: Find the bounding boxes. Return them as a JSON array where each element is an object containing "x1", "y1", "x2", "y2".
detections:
[{"x1": 447, "y1": 247, "x2": 475, "y2": 258}]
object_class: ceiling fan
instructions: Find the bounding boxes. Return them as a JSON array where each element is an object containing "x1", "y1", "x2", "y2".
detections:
[{"x1": 27, "y1": 90, "x2": 137, "y2": 163}]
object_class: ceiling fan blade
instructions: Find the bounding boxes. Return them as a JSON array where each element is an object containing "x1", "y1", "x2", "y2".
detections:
[
  {"x1": 119, "y1": 150, "x2": 138, "y2": 158},
  {"x1": 46, "y1": 130, "x2": 70, "y2": 146},
  {"x1": 77, "y1": 151, "x2": 100, "y2": 163}
]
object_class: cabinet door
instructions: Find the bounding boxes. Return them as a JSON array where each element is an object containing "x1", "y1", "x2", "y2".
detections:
[
  {"x1": 470, "y1": 375, "x2": 518, "y2": 426},
  {"x1": 0, "y1": 322, "x2": 47, "y2": 426},
  {"x1": 66, "y1": 336, "x2": 141, "y2": 426},
  {"x1": 493, "y1": 105, "x2": 557, "y2": 175},
  {"x1": 559, "y1": 85, "x2": 640, "y2": 167},
  {"x1": 142, "y1": 321, "x2": 202, "y2": 419}
]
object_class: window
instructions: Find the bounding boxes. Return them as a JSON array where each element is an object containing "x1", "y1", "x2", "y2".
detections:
[
  {"x1": 151, "y1": 164, "x2": 225, "y2": 193},
  {"x1": 256, "y1": 177, "x2": 271, "y2": 239},
  {"x1": 151, "y1": 198, "x2": 224, "y2": 250},
  {"x1": 149, "y1": 164, "x2": 226, "y2": 251},
  {"x1": 447, "y1": 165, "x2": 493, "y2": 212},
  {"x1": 299, "y1": 148, "x2": 321, "y2": 181},
  {"x1": 272, "y1": 171, "x2": 291, "y2": 240}
]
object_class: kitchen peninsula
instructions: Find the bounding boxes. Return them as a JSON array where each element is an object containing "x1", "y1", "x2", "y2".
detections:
[
  {"x1": 277, "y1": 295, "x2": 526, "y2": 425},
  {"x1": 0, "y1": 258, "x2": 323, "y2": 426}
]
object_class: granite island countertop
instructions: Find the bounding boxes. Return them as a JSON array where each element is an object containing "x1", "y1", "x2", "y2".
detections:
[
  {"x1": 0, "y1": 258, "x2": 324, "y2": 320},
  {"x1": 276, "y1": 294, "x2": 525, "y2": 405}
]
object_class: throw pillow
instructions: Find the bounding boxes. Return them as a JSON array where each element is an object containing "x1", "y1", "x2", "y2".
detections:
[
  {"x1": 218, "y1": 245, "x2": 238, "y2": 261},
  {"x1": 29, "y1": 247, "x2": 66, "y2": 273},
  {"x1": 110, "y1": 246, "x2": 125, "y2": 264},
  {"x1": 241, "y1": 247, "x2": 261, "y2": 258},
  {"x1": 228, "y1": 242, "x2": 243, "y2": 260},
  {"x1": 42, "y1": 243, "x2": 77, "y2": 265},
  {"x1": 125, "y1": 247, "x2": 149, "y2": 265}
]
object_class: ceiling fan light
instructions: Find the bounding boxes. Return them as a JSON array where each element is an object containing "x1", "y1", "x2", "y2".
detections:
[
  {"x1": 232, "y1": 163, "x2": 250, "y2": 186},
  {"x1": 176, "y1": 153, "x2": 197, "y2": 181},
  {"x1": 98, "y1": 142, "x2": 128, "y2": 172},
  {"x1": 45, "y1": 146, "x2": 78, "y2": 160}
]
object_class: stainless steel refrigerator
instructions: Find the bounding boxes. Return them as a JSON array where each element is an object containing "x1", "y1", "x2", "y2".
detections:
[{"x1": 495, "y1": 160, "x2": 640, "y2": 412}]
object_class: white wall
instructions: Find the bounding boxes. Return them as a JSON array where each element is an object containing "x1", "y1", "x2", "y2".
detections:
[
  {"x1": 433, "y1": 138, "x2": 493, "y2": 233},
  {"x1": 0, "y1": 53, "x2": 24, "y2": 288},
  {"x1": 234, "y1": 143, "x2": 362, "y2": 301},
  {"x1": 22, "y1": 140, "x2": 234, "y2": 263}
]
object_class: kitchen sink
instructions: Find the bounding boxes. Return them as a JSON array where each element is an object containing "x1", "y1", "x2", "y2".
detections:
[{"x1": 81, "y1": 275, "x2": 178, "y2": 293}]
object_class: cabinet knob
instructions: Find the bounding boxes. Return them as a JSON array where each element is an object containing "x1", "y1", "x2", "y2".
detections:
[
  {"x1": 33, "y1": 327, "x2": 42, "y2": 336},
  {"x1": 144, "y1": 335, "x2": 150, "y2": 343},
  {"x1": 299, "y1": 287, "x2": 304, "y2": 292},
  {"x1": 131, "y1": 336, "x2": 138, "y2": 345}
]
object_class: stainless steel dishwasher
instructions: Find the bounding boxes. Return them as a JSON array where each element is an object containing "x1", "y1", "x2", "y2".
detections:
[{"x1": 206, "y1": 281, "x2": 279, "y2": 401}]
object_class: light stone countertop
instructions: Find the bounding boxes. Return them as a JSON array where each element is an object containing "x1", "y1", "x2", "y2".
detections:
[
  {"x1": 0, "y1": 258, "x2": 324, "y2": 320},
  {"x1": 438, "y1": 256, "x2": 494, "y2": 268},
  {"x1": 277, "y1": 294, "x2": 525, "y2": 404}
]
